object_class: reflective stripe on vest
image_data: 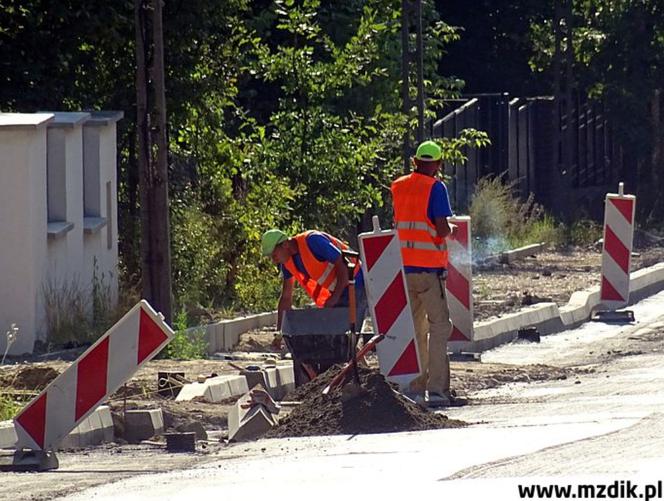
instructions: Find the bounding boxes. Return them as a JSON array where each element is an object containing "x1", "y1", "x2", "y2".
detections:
[
  {"x1": 391, "y1": 172, "x2": 449, "y2": 268},
  {"x1": 400, "y1": 240, "x2": 448, "y2": 252},
  {"x1": 283, "y1": 231, "x2": 359, "y2": 307},
  {"x1": 395, "y1": 221, "x2": 438, "y2": 239}
]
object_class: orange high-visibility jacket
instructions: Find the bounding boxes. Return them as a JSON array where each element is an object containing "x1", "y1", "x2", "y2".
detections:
[
  {"x1": 391, "y1": 172, "x2": 449, "y2": 268},
  {"x1": 283, "y1": 231, "x2": 360, "y2": 307}
]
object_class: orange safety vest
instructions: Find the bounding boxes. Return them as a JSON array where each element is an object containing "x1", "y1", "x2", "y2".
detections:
[
  {"x1": 391, "y1": 172, "x2": 449, "y2": 268},
  {"x1": 283, "y1": 231, "x2": 360, "y2": 307}
]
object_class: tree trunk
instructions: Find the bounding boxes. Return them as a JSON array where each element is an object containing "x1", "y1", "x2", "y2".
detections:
[
  {"x1": 401, "y1": 0, "x2": 411, "y2": 173},
  {"x1": 415, "y1": 0, "x2": 424, "y2": 144},
  {"x1": 135, "y1": 0, "x2": 173, "y2": 324},
  {"x1": 650, "y1": 89, "x2": 663, "y2": 220}
]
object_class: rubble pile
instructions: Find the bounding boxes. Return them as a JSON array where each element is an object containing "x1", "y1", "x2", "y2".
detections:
[{"x1": 268, "y1": 366, "x2": 466, "y2": 438}]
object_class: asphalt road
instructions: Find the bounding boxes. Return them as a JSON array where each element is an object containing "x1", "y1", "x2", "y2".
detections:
[{"x1": 58, "y1": 291, "x2": 664, "y2": 500}]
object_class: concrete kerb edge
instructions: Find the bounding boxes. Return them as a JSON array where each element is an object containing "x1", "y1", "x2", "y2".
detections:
[
  {"x1": 176, "y1": 370, "x2": 299, "y2": 403},
  {"x1": 199, "y1": 311, "x2": 278, "y2": 355},
  {"x1": 450, "y1": 261, "x2": 664, "y2": 354},
  {"x1": 499, "y1": 242, "x2": 546, "y2": 265},
  {"x1": 0, "y1": 406, "x2": 115, "y2": 451}
]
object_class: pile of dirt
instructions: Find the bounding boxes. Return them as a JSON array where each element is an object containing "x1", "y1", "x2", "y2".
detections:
[
  {"x1": 0, "y1": 366, "x2": 59, "y2": 391},
  {"x1": 267, "y1": 366, "x2": 466, "y2": 438}
]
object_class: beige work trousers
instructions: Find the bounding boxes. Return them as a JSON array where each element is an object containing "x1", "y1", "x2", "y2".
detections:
[{"x1": 406, "y1": 272, "x2": 453, "y2": 395}]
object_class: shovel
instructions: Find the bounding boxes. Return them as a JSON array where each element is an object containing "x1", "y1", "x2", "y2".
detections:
[{"x1": 322, "y1": 334, "x2": 384, "y2": 395}]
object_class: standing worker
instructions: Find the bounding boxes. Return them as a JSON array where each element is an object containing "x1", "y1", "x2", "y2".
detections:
[
  {"x1": 261, "y1": 229, "x2": 367, "y2": 331},
  {"x1": 391, "y1": 140, "x2": 458, "y2": 407}
]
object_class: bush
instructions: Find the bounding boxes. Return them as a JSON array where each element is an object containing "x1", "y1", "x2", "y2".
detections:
[
  {"x1": 567, "y1": 219, "x2": 603, "y2": 247},
  {"x1": 469, "y1": 176, "x2": 564, "y2": 255},
  {"x1": 162, "y1": 309, "x2": 208, "y2": 360}
]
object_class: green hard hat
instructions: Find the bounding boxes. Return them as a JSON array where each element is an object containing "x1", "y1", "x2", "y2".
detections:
[
  {"x1": 261, "y1": 229, "x2": 288, "y2": 256},
  {"x1": 415, "y1": 140, "x2": 442, "y2": 161}
]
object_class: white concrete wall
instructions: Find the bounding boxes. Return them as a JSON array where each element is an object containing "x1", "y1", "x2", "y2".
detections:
[
  {"x1": 0, "y1": 115, "x2": 51, "y2": 355},
  {"x1": 46, "y1": 122, "x2": 85, "y2": 288},
  {"x1": 0, "y1": 112, "x2": 121, "y2": 355},
  {"x1": 82, "y1": 116, "x2": 120, "y2": 307}
]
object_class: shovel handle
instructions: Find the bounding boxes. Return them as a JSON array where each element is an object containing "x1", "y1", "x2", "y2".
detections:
[{"x1": 322, "y1": 334, "x2": 384, "y2": 395}]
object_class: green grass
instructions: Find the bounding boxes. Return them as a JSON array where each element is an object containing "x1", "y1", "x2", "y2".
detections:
[{"x1": 0, "y1": 393, "x2": 21, "y2": 421}]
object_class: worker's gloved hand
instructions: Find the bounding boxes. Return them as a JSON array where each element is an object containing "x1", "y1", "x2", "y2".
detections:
[{"x1": 448, "y1": 223, "x2": 458, "y2": 239}]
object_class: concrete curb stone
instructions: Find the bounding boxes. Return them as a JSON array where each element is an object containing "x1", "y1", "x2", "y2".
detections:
[
  {"x1": 201, "y1": 312, "x2": 278, "y2": 354},
  {"x1": 450, "y1": 262, "x2": 664, "y2": 354},
  {"x1": 499, "y1": 243, "x2": 546, "y2": 265},
  {"x1": 0, "y1": 420, "x2": 17, "y2": 449},
  {"x1": 175, "y1": 375, "x2": 249, "y2": 403},
  {"x1": 123, "y1": 408, "x2": 164, "y2": 444},
  {"x1": 227, "y1": 386, "x2": 277, "y2": 442}
]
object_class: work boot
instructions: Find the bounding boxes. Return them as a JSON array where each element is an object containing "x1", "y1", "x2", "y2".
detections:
[
  {"x1": 400, "y1": 388, "x2": 426, "y2": 408},
  {"x1": 446, "y1": 389, "x2": 468, "y2": 406},
  {"x1": 427, "y1": 390, "x2": 468, "y2": 408},
  {"x1": 425, "y1": 391, "x2": 450, "y2": 408}
]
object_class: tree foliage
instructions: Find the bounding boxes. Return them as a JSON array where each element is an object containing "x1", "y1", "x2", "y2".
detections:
[{"x1": 0, "y1": 0, "x2": 488, "y2": 317}]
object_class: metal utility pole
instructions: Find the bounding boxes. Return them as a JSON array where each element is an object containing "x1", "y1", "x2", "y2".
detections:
[
  {"x1": 553, "y1": 0, "x2": 575, "y2": 173},
  {"x1": 401, "y1": 0, "x2": 425, "y2": 172},
  {"x1": 135, "y1": 0, "x2": 173, "y2": 324}
]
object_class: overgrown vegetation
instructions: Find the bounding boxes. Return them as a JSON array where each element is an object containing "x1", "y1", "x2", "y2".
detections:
[
  {"x1": 468, "y1": 176, "x2": 602, "y2": 256},
  {"x1": 42, "y1": 262, "x2": 137, "y2": 349},
  {"x1": 162, "y1": 310, "x2": 208, "y2": 360},
  {"x1": 5, "y1": 0, "x2": 654, "y2": 336},
  {"x1": 0, "y1": 393, "x2": 21, "y2": 421},
  {"x1": 469, "y1": 177, "x2": 557, "y2": 256}
]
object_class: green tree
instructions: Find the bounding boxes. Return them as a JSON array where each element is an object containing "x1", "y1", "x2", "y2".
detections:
[{"x1": 530, "y1": 0, "x2": 664, "y2": 223}]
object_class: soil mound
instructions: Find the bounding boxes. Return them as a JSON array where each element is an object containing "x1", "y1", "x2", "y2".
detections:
[
  {"x1": 1, "y1": 366, "x2": 59, "y2": 391},
  {"x1": 267, "y1": 366, "x2": 466, "y2": 438}
]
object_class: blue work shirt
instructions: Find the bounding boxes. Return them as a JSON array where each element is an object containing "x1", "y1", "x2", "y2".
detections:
[
  {"x1": 280, "y1": 233, "x2": 365, "y2": 298},
  {"x1": 403, "y1": 180, "x2": 453, "y2": 275}
]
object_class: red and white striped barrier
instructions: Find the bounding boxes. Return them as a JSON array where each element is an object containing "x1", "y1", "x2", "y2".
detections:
[
  {"x1": 14, "y1": 300, "x2": 173, "y2": 451},
  {"x1": 600, "y1": 183, "x2": 636, "y2": 310},
  {"x1": 447, "y1": 216, "x2": 474, "y2": 345},
  {"x1": 359, "y1": 217, "x2": 421, "y2": 389}
]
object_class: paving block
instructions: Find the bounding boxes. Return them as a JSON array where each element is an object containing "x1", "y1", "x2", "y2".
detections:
[
  {"x1": 228, "y1": 386, "x2": 277, "y2": 442},
  {"x1": 0, "y1": 421, "x2": 17, "y2": 449},
  {"x1": 242, "y1": 369, "x2": 269, "y2": 392},
  {"x1": 97, "y1": 406, "x2": 115, "y2": 443},
  {"x1": 224, "y1": 375, "x2": 250, "y2": 397},
  {"x1": 204, "y1": 377, "x2": 232, "y2": 402},
  {"x1": 177, "y1": 375, "x2": 249, "y2": 403},
  {"x1": 124, "y1": 408, "x2": 164, "y2": 443},
  {"x1": 175, "y1": 382, "x2": 207, "y2": 402},
  {"x1": 262, "y1": 367, "x2": 280, "y2": 399},
  {"x1": 276, "y1": 364, "x2": 295, "y2": 397},
  {"x1": 85, "y1": 410, "x2": 105, "y2": 445}
]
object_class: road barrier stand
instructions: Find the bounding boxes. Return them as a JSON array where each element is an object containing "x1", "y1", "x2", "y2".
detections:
[{"x1": 359, "y1": 216, "x2": 421, "y2": 389}]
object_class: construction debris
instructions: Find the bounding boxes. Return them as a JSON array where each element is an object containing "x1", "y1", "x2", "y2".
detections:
[
  {"x1": 228, "y1": 385, "x2": 279, "y2": 442},
  {"x1": 267, "y1": 366, "x2": 466, "y2": 438}
]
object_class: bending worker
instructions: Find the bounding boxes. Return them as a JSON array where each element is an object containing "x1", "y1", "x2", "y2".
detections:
[
  {"x1": 391, "y1": 140, "x2": 457, "y2": 408},
  {"x1": 261, "y1": 229, "x2": 367, "y2": 330}
]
